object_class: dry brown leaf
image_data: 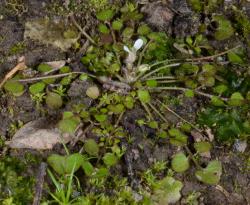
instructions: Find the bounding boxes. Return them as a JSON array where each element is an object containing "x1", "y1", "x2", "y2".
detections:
[
  {"x1": 0, "y1": 56, "x2": 26, "y2": 88},
  {"x1": 191, "y1": 130, "x2": 204, "y2": 142},
  {"x1": 45, "y1": 60, "x2": 66, "y2": 70},
  {"x1": 205, "y1": 127, "x2": 214, "y2": 142},
  {"x1": 6, "y1": 119, "x2": 71, "y2": 150}
]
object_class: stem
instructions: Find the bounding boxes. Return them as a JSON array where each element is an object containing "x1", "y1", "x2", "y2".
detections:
[
  {"x1": 148, "y1": 45, "x2": 240, "y2": 68},
  {"x1": 115, "y1": 111, "x2": 124, "y2": 128},
  {"x1": 148, "y1": 102, "x2": 168, "y2": 123},
  {"x1": 184, "y1": 145, "x2": 202, "y2": 169},
  {"x1": 16, "y1": 72, "x2": 96, "y2": 82},
  {"x1": 156, "y1": 80, "x2": 181, "y2": 84},
  {"x1": 107, "y1": 22, "x2": 121, "y2": 65},
  {"x1": 141, "y1": 63, "x2": 181, "y2": 80},
  {"x1": 141, "y1": 102, "x2": 154, "y2": 121},
  {"x1": 149, "y1": 59, "x2": 181, "y2": 68},
  {"x1": 70, "y1": 14, "x2": 97, "y2": 45},
  {"x1": 148, "y1": 87, "x2": 228, "y2": 101},
  {"x1": 157, "y1": 99, "x2": 202, "y2": 132},
  {"x1": 142, "y1": 76, "x2": 176, "y2": 81},
  {"x1": 185, "y1": 45, "x2": 241, "y2": 62}
]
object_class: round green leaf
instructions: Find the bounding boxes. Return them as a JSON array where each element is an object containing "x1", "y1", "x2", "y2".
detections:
[
  {"x1": 4, "y1": 81, "x2": 24, "y2": 96},
  {"x1": 195, "y1": 160, "x2": 222, "y2": 185},
  {"x1": 58, "y1": 117, "x2": 80, "y2": 134},
  {"x1": 45, "y1": 92, "x2": 63, "y2": 109},
  {"x1": 103, "y1": 153, "x2": 118, "y2": 166},
  {"x1": 84, "y1": 139, "x2": 99, "y2": 157},
  {"x1": 98, "y1": 24, "x2": 110, "y2": 34},
  {"x1": 112, "y1": 20, "x2": 123, "y2": 30},
  {"x1": 29, "y1": 82, "x2": 46, "y2": 95},
  {"x1": 137, "y1": 90, "x2": 151, "y2": 103},
  {"x1": 194, "y1": 141, "x2": 212, "y2": 153},
  {"x1": 96, "y1": 9, "x2": 114, "y2": 21},
  {"x1": 171, "y1": 152, "x2": 189, "y2": 173}
]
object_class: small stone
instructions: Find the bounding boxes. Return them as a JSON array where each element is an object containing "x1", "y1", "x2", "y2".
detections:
[{"x1": 233, "y1": 139, "x2": 247, "y2": 153}]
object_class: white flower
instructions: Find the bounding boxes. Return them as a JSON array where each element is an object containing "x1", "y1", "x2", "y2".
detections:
[
  {"x1": 123, "y1": 38, "x2": 144, "y2": 54},
  {"x1": 123, "y1": 39, "x2": 144, "y2": 65},
  {"x1": 133, "y1": 38, "x2": 144, "y2": 51}
]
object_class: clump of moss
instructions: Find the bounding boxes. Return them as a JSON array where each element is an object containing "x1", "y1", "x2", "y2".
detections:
[
  {"x1": 233, "y1": 7, "x2": 250, "y2": 45},
  {"x1": 0, "y1": 156, "x2": 35, "y2": 204}
]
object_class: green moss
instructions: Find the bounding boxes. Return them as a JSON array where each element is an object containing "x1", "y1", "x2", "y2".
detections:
[
  {"x1": 8, "y1": 42, "x2": 25, "y2": 55},
  {"x1": 0, "y1": 157, "x2": 35, "y2": 204},
  {"x1": 233, "y1": 8, "x2": 250, "y2": 45}
]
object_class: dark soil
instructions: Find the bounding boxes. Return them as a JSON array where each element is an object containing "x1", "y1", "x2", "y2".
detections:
[{"x1": 0, "y1": 0, "x2": 249, "y2": 204}]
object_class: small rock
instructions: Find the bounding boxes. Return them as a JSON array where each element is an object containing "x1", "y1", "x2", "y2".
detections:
[{"x1": 233, "y1": 139, "x2": 247, "y2": 153}]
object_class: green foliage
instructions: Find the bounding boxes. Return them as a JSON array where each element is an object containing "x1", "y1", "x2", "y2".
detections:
[
  {"x1": 228, "y1": 92, "x2": 244, "y2": 106},
  {"x1": 29, "y1": 82, "x2": 46, "y2": 95},
  {"x1": 96, "y1": 9, "x2": 114, "y2": 21},
  {"x1": 0, "y1": 157, "x2": 35, "y2": 204},
  {"x1": 45, "y1": 92, "x2": 63, "y2": 109},
  {"x1": 233, "y1": 8, "x2": 250, "y2": 45},
  {"x1": 171, "y1": 152, "x2": 189, "y2": 173},
  {"x1": 168, "y1": 128, "x2": 188, "y2": 146},
  {"x1": 137, "y1": 90, "x2": 151, "y2": 103},
  {"x1": 198, "y1": 108, "x2": 250, "y2": 142},
  {"x1": 98, "y1": 23, "x2": 110, "y2": 34},
  {"x1": 194, "y1": 141, "x2": 212, "y2": 153},
  {"x1": 112, "y1": 19, "x2": 123, "y2": 30},
  {"x1": 4, "y1": 81, "x2": 24, "y2": 96},
  {"x1": 94, "y1": 114, "x2": 107, "y2": 122},
  {"x1": 212, "y1": 15, "x2": 234, "y2": 40},
  {"x1": 103, "y1": 153, "x2": 118, "y2": 166},
  {"x1": 47, "y1": 153, "x2": 85, "y2": 175},
  {"x1": 227, "y1": 51, "x2": 243, "y2": 64},
  {"x1": 188, "y1": 0, "x2": 202, "y2": 12},
  {"x1": 84, "y1": 139, "x2": 99, "y2": 157},
  {"x1": 153, "y1": 176, "x2": 183, "y2": 204},
  {"x1": 195, "y1": 160, "x2": 222, "y2": 185},
  {"x1": 58, "y1": 112, "x2": 81, "y2": 134}
]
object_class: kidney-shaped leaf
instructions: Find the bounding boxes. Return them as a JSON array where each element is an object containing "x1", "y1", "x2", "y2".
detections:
[{"x1": 195, "y1": 160, "x2": 222, "y2": 185}]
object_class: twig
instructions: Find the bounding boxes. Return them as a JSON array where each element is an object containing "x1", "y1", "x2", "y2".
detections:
[
  {"x1": 215, "y1": 185, "x2": 230, "y2": 198},
  {"x1": 33, "y1": 162, "x2": 47, "y2": 205},
  {"x1": 70, "y1": 14, "x2": 97, "y2": 45},
  {"x1": 0, "y1": 56, "x2": 26, "y2": 89}
]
